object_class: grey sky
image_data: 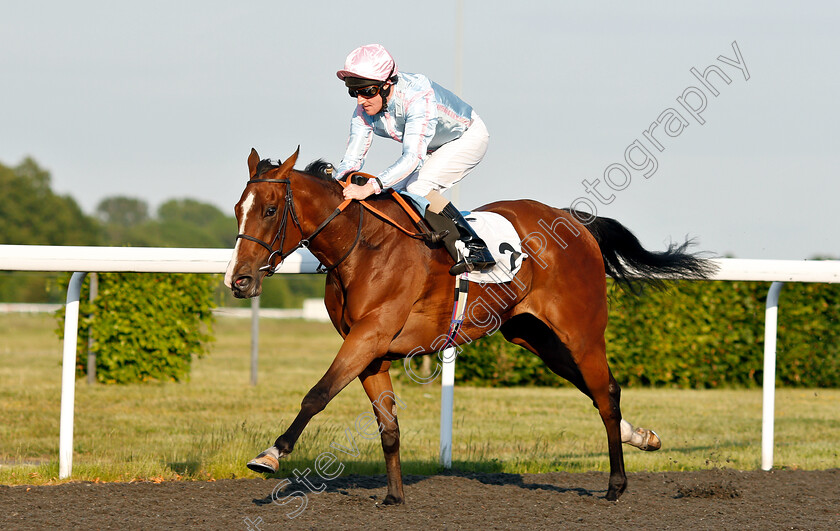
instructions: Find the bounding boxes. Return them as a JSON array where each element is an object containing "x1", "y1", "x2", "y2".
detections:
[{"x1": 1, "y1": 1, "x2": 837, "y2": 259}]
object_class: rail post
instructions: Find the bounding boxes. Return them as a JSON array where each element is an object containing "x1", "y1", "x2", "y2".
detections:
[
  {"x1": 59, "y1": 272, "x2": 87, "y2": 479},
  {"x1": 761, "y1": 281, "x2": 784, "y2": 471},
  {"x1": 439, "y1": 347, "x2": 456, "y2": 469}
]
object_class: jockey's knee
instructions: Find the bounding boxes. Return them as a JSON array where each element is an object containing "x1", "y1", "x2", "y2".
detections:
[
  {"x1": 406, "y1": 179, "x2": 437, "y2": 197},
  {"x1": 424, "y1": 190, "x2": 449, "y2": 214}
]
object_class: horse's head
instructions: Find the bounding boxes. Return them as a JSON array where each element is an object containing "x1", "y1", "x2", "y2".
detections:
[{"x1": 225, "y1": 147, "x2": 302, "y2": 298}]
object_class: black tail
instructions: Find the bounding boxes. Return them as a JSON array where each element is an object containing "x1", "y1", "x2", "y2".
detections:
[{"x1": 579, "y1": 214, "x2": 718, "y2": 293}]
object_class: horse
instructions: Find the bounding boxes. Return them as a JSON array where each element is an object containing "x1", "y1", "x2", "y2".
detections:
[{"x1": 224, "y1": 147, "x2": 715, "y2": 504}]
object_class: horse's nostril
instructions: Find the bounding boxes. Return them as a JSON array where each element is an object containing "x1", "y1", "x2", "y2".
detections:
[{"x1": 234, "y1": 276, "x2": 252, "y2": 289}]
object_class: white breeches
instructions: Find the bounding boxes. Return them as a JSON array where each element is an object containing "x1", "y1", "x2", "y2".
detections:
[{"x1": 403, "y1": 114, "x2": 489, "y2": 197}]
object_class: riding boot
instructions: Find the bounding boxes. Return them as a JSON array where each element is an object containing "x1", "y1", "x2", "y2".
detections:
[
  {"x1": 423, "y1": 208, "x2": 461, "y2": 265},
  {"x1": 440, "y1": 203, "x2": 496, "y2": 275}
]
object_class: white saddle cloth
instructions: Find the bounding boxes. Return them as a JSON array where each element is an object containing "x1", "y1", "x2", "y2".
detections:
[{"x1": 458, "y1": 211, "x2": 528, "y2": 284}]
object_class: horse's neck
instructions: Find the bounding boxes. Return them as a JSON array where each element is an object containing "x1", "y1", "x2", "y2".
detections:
[
  {"x1": 293, "y1": 173, "x2": 360, "y2": 266},
  {"x1": 294, "y1": 171, "x2": 343, "y2": 212},
  {"x1": 292, "y1": 173, "x2": 435, "y2": 278}
]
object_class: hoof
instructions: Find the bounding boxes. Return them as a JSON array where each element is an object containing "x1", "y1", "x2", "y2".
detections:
[
  {"x1": 247, "y1": 451, "x2": 280, "y2": 474},
  {"x1": 381, "y1": 494, "x2": 404, "y2": 505},
  {"x1": 638, "y1": 428, "x2": 661, "y2": 451},
  {"x1": 606, "y1": 479, "x2": 627, "y2": 501}
]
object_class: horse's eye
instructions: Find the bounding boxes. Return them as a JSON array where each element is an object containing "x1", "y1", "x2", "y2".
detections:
[{"x1": 265, "y1": 206, "x2": 277, "y2": 217}]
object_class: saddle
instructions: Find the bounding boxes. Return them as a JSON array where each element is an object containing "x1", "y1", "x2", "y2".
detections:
[{"x1": 341, "y1": 170, "x2": 524, "y2": 282}]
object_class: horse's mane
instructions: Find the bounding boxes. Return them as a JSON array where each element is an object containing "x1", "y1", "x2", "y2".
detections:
[
  {"x1": 254, "y1": 158, "x2": 338, "y2": 187},
  {"x1": 303, "y1": 159, "x2": 338, "y2": 182}
]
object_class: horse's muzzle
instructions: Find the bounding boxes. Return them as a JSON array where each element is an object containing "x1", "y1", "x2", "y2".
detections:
[{"x1": 230, "y1": 274, "x2": 260, "y2": 299}]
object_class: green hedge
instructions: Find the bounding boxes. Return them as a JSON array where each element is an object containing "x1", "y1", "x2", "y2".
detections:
[
  {"x1": 453, "y1": 281, "x2": 840, "y2": 389},
  {"x1": 56, "y1": 273, "x2": 216, "y2": 384}
]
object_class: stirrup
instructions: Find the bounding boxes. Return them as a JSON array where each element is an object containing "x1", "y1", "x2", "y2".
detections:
[
  {"x1": 442, "y1": 204, "x2": 495, "y2": 270},
  {"x1": 449, "y1": 241, "x2": 495, "y2": 275}
]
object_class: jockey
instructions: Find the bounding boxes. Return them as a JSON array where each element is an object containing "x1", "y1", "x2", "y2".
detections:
[{"x1": 334, "y1": 43, "x2": 495, "y2": 276}]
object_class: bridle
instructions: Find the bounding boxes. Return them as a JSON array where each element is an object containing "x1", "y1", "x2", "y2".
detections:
[{"x1": 235, "y1": 178, "x2": 362, "y2": 275}]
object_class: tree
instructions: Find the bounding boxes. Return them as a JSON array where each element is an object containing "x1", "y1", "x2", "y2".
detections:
[
  {"x1": 96, "y1": 196, "x2": 150, "y2": 226},
  {"x1": 156, "y1": 199, "x2": 235, "y2": 248},
  {"x1": 0, "y1": 158, "x2": 101, "y2": 303},
  {"x1": 0, "y1": 158, "x2": 100, "y2": 245},
  {"x1": 95, "y1": 197, "x2": 236, "y2": 248}
]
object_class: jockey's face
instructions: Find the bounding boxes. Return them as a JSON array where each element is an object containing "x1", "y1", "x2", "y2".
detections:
[{"x1": 357, "y1": 83, "x2": 390, "y2": 116}]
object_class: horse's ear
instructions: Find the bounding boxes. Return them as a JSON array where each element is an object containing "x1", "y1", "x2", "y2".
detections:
[
  {"x1": 277, "y1": 146, "x2": 300, "y2": 176},
  {"x1": 247, "y1": 148, "x2": 260, "y2": 179}
]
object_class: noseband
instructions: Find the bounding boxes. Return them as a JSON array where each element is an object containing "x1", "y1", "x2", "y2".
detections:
[{"x1": 235, "y1": 178, "x2": 362, "y2": 275}]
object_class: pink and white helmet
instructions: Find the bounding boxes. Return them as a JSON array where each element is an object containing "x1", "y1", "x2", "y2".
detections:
[{"x1": 336, "y1": 44, "x2": 398, "y2": 82}]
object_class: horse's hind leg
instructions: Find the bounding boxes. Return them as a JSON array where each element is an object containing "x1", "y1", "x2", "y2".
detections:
[
  {"x1": 359, "y1": 359, "x2": 405, "y2": 505},
  {"x1": 501, "y1": 315, "x2": 627, "y2": 500},
  {"x1": 575, "y1": 348, "x2": 628, "y2": 500},
  {"x1": 620, "y1": 419, "x2": 661, "y2": 451}
]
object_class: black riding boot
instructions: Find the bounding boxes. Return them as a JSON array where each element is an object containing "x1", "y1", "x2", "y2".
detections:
[{"x1": 440, "y1": 203, "x2": 496, "y2": 275}]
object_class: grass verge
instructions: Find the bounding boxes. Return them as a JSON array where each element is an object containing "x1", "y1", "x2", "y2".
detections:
[{"x1": 1, "y1": 313, "x2": 837, "y2": 485}]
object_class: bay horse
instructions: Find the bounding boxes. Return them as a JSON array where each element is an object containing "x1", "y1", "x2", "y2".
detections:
[{"x1": 225, "y1": 147, "x2": 715, "y2": 503}]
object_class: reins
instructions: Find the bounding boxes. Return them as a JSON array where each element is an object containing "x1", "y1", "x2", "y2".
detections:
[
  {"x1": 235, "y1": 171, "x2": 439, "y2": 276},
  {"x1": 345, "y1": 171, "x2": 432, "y2": 240}
]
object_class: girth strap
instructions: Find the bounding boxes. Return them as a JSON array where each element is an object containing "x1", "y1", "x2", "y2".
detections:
[{"x1": 445, "y1": 274, "x2": 471, "y2": 347}]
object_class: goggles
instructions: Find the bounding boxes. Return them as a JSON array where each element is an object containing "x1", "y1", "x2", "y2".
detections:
[{"x1": 348, "y1": 84, "x2": 383, "y2": 99}]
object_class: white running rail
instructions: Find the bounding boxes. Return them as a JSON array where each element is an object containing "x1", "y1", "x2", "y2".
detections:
[{"x1": 0, "y1": 245, "x2": 837, "y2": 478}]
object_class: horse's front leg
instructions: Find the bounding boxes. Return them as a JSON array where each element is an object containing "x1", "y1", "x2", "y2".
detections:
[
  {"x1": 359, "y1": 358, "x2": 405, "y2": 505},
  {"x1": 247, "y1": 317, "x2": 392, "y2": 473}
]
